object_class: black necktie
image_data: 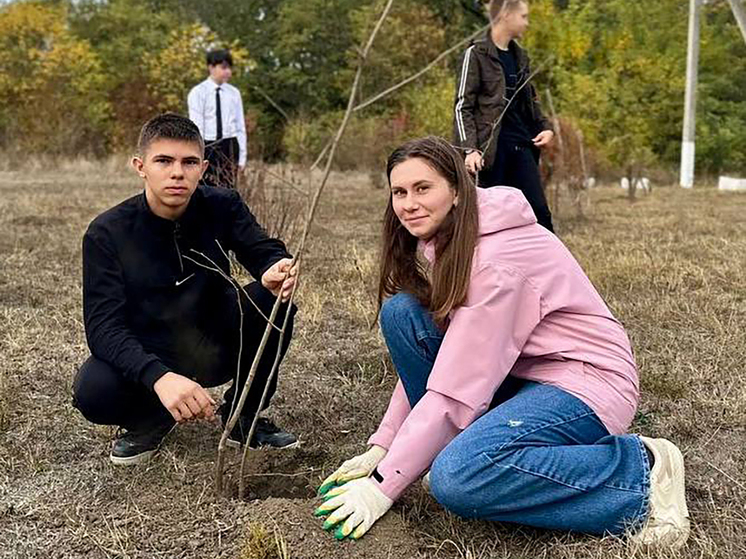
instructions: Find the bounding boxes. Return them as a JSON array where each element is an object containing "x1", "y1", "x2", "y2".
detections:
[{"x1": 215, "y1": 87, "x2": 223, "y2": 140}]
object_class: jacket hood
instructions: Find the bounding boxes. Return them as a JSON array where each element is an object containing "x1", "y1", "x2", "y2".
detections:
[
  {"x1": 476, "y1": 186, "x2": 537, "y2": 236},
  {"x1": 419, "y1": 186, "x2": 536, "y2": 261}
]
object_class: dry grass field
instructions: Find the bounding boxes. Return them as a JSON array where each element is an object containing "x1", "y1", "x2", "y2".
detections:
[{"x1": 1, "y1": 161, "x2": 745, "y2": 559}]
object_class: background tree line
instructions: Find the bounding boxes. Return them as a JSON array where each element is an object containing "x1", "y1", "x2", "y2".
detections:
[{"x1": 0, "y1": 0, "x2": 744, "y2": 177}]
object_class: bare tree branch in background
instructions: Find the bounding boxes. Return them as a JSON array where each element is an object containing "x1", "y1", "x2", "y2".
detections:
[
  {"x1": 216, "y1": 0, "x2": 396, "y2": 496},
  {"x1": 545, "y1": 87, "x2": 564, "y2": 216},
  {"x1": 310, "y1": 22, "x2": 491, "y2": 171},
  {"x1": 353, "y1": 23, "x2": 490, "y2": 112},
  {"x1": 216, "y1": 1, "x2": 541, "y2": 495},
  {"x1": 248, "y1": 83, "x2": 290, "y2": 122}
]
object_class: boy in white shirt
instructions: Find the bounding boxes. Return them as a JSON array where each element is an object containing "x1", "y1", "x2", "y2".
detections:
[{"x1": 187, "y1": 49, "x2": 247, "y2": 188}]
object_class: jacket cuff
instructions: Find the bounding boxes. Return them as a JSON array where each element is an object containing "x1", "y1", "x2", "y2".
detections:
[
  {"x1": 257, "y1": 253, "x2": 293, "y2": 282},
  {"x1": 367, "y1": 431, "x2": 393, "y2": 451},
  {"x1": 140, "y1": 360, "x2": 171, "y2": 391},
  {"x1": 370, "y1": 461, "x2": 411, "y2": 501}
]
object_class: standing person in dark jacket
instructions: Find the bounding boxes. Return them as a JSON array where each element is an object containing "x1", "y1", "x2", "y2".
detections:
[
  {"x1": 73, "y1": 113, "x2": 298, "y2": 465},
  {"x1": 454, "y1": 0, "x2": 555, "y2": 232}
]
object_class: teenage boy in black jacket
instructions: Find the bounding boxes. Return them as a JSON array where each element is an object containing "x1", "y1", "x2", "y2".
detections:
[{"x1": 73, "y1": 113, "x2": 298, "y2": 465}]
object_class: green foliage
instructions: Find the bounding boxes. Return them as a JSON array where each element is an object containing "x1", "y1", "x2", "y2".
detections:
[
  {"x1": 271, "y1": 0, "x2": 368, "y2": 115},
  {"x1": 283, "y1": 112, "x2": 398, "y2": 171},
  {"x1": 283, "y1": 115, "x2": 335, "y2": 167},
  {"x1": 400, "y1": 68, "x2": 455, "y2": 140},
  {"x1": 0, "y1": 0, "x2": 743, "y2": 176},
  {"x1": 70, "y1": 0, "x2": 175, "y2": 90},
  {"x1": 530, "y1": 0, "x2": 745, "y2": 176},
  {"x1": 283, "y1": 0, "x2": 456, "y2": 168},
  {"x1": 696, "y1": 0, "x2": 746, "y2": 174},
  {"x1": 68, "y1": 0, "x2": 178, "y2": 148},
  {"x1": 0, "y1": 1, "x2": 110, "y2": 155},
  {"x1": 333, "y1": 114, "x2": 402, "y2": 171},
  {"x1": 527, "y1": 0, "x2": 686, "y2": 173},
  {"x1": 347, "y1": 0, "x2": 448, "y2": 110},
  {"x1": 142, "y1": 24, "x2": 250, "y2": 114}
]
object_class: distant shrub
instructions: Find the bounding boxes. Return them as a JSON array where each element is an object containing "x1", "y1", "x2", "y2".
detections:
[
  {"x1": 0, "y1": 2, "x2": 110, "y2": 156},
  {"x1": 400, "y1": 69, "x2": 454, "y2": 140},
  {"x1": 142, "y1": 23, "x2": 251, "y2": 114},
  {"x1": 283, "y1": 112, "x2": 399, "y2": 173}
]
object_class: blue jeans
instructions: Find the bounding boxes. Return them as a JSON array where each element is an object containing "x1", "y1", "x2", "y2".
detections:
[{"x1": 379, "y1": 293, "x2": 650, "y2": 536}]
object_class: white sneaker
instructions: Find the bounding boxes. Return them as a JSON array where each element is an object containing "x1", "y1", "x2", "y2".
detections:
[
  {"x1": 631, "y1": 436, "x2": 690, "y2": 548},
  {"x1": 421, "y1": 470, "x2": 431, "y2": 494}
]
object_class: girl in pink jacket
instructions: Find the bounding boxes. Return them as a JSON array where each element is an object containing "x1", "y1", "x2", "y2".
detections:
[{"x1": 315, "y1": 136, "x2": 689, "y2": 548}]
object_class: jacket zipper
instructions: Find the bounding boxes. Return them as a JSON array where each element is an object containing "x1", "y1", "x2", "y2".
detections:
[{"x1": 173, "y1": 222, "x2": 184, "y2": 273}]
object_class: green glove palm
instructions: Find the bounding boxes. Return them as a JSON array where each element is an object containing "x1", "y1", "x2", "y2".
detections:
[
  {"x1": 318, "y1": 445, "x2": 387, "y2": 495},
  {"x1": 314, "y1": 477, "x2": 393, "y2": 540}
]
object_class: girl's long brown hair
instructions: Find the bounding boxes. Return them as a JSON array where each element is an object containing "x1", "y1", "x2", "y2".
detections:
[{"x1": 377, "y1": 137, "x2": 479, "y2": 326}]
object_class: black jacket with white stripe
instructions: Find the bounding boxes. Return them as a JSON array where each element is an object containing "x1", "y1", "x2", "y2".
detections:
[
  {"x1": 82, "y1": 186, "x2": 290, "y2": 389},
  {"x1": 453, "y1": 32, "x2": 552, "y2": 169}
]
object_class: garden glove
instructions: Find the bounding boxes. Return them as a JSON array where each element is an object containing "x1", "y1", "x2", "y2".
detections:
[
  {"x1": 314, "y1": 477, "x2": 393, "y2": 540},
  {"x1": 318, "y1": 445, "x2": 387, "y2": 495}
]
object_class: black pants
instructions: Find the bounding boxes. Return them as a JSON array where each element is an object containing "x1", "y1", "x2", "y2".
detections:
[
  {"x1": 73, "y1": 282, "x2": 295, "y2": 431},
  {"x1": 201, "y1": 137, "x2": 239, "y2": 189},
  {"x1": 479, "y1": 139, "x2": 554, "y2": 233}
]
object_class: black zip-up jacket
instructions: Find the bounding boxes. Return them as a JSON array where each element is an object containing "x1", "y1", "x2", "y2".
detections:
[
  {"x1": 453, "y1": 32, "x2": 552, "y2": 169},
  {"x1": 82, "y1": 186, "x2": 291, "y2": 389}
]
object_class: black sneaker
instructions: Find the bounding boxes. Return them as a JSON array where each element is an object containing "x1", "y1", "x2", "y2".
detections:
[
  {"x1": 110, "y1": 419, "x2": 175, "y2": 465},
  {"x1": 225, "y1": 416, "x2": 299, "y2": 450}
]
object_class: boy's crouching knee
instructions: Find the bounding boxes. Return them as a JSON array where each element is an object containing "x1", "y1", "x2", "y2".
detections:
[
  {"x1": 71, "y1": 357, "x2": 127, "y2": 425},
  {"x1": 71, "y1": 361, "x2": 104, "y2": 423}
]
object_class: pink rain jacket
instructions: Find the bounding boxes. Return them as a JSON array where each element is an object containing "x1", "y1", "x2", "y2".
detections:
[{"x1": 368, "y1": 187, "x2": 639, "y2": 501}]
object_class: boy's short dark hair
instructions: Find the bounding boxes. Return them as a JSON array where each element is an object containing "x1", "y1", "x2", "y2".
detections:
[
  {"x1": 137, "y1": 113, "x2": 204, "y2": 156},
  {"x1": 206, "y1": 49, "x2": 233, "y2": 67}
]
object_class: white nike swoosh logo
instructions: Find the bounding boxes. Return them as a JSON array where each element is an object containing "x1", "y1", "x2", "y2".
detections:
[{"x1": 175, "y1": 273, "x2": 195, "y2": 286}]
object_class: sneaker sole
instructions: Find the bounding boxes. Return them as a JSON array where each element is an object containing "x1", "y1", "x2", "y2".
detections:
[
  {"x1": 109, "y1": 424, "x2": 175, "y2": 466},
  {"x1": 632, "y1": 437, "x2": 690, "y2": 548},
  {"x1": 110, "y1": 448, "x2": 158, "y2": 466}
]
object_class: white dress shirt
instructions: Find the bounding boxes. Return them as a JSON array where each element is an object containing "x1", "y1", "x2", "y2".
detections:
[{"x1": 187, "y1": 78, "x2": 247, "y2": 166}]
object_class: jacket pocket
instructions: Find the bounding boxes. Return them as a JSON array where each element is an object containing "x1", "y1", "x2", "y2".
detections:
[{"x1": 479, "y1": 78, "x2": 506, "y2": 110}]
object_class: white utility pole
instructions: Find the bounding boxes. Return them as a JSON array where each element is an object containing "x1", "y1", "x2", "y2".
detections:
[
  {"x1": 680, "y1": 0, "x2": 701, "y2": 188},
  {"x1": 726, "y1": 0, "x2": 746, "y2": 45}
]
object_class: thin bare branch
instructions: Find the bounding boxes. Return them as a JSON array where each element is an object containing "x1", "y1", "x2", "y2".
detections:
[
  {"x1": 239, "y1": 263, "x2": 299, "y2": 495},
  {"x1": 353, "y1": 23, "x2": 490, "y2": 112},
  {"x1": 311, "y1": 22, "x2": 490, "y2": 171},
  {"x1": 217, "y1": 0, "x2": 396, "y2": 495},
  {"x1": 183, "y1": 251, "x2": 280, "y2": 332},
  {"x1": 216, "y1": 293, "x2": 281, "y2": 492},
  {"x1": 310, "y1": 141, "x2": 331, "y2": 172},
  {"x1": 181, "y1": 250, "x2": 248, "y2": 447},
  {"x1": 262, "y1": 167, "x2": 309, "y2": 196},
  {"x1": 248, "y1": 83, "x2": 290, "y2": 121},
  {"x1": 545, "y1": 86, "x2": 563, "y2": 215},
  {"x1": 300, "y1": 0, "x2": 396, "y2": 253}
]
